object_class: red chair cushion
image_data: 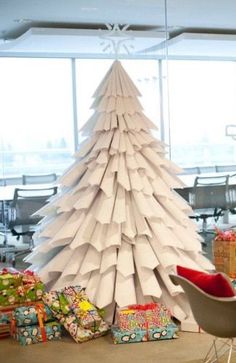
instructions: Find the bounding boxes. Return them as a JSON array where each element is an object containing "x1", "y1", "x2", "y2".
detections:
[{"x1": 177, "y1": 265, "x2": 235, "y2": 297}]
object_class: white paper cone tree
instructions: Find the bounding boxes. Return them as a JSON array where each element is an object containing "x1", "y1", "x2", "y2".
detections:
[{"x1": 26, "y1": 61, "x2": 214, "y2": 322}]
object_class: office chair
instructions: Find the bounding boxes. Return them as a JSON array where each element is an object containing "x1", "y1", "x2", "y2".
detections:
[
  {"x1": 169, "y1": 273, "x2": 236, "y2": 363},
  {"x1": 22, "y1": 173, "x2": 57, "y2": 185},
  {"x1": 189, "y1": 175, "x2": 230, "y2": 234},
  {"x1": 2, "y1": 186, "x2": 57, "y2": 266}
]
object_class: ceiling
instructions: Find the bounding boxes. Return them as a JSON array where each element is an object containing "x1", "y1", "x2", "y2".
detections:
[{"x1": 1, "y1": 0, "x2": 236, "y2": 58}]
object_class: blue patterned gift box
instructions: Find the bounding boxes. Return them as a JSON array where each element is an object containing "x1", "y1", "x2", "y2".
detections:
[
  {"x1": 13, "y1": 304, "x2": 54, "y2": 327},
  {"x1": 111, "y1": 323, "x2": 179, "y2": 344},
  {"x1": 14, "y1": 321, "x2": 62, "y2": 345}
]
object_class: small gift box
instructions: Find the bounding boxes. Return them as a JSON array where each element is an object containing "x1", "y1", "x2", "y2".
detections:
[
  {"x1": 63, "y1": 316, "x2": 109, "y2": 343},
  {"x1": 111, "y1": 323, "x2": 178, "y2": 344},
  {"x1": 13, "y1": 321, "x2": 62, "y2": 345},
  {"x1": 63, "y1": 286, "x2": 102, "y2": 331},
  {"x1": 42, "y1": 288, "x2": 109, "y2": 343},
  {"x1": 213, "y1": 228, "x2": 236, "y2": 278},
  {"x1": 117, "y1": 303, "x2": 172, "y2": 331},
  {"x1": 13, "y1": 303, "x2": 54, "y2": 327}
]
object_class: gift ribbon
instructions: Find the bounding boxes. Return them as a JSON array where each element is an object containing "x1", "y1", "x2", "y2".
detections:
[
  {"x1": 128, "y1": 303, "x2": 158, "y2": 311},
  {"x1": 0, "y1": 268, "x2": 19, "y2": 275},
  {"x1": 35, "y1": 303, "x2": 47, "y2": 343}
]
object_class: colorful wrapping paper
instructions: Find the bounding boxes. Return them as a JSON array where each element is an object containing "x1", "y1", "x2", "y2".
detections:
[
  {"x1": 14, "y1": 321, "x2": 62, "y2": 345},
  {"x1": 117, "y1": 303, "x2": 172, "y2": 331},
  {"x1": 63, "y1": 317, "x2": 108, "y2": 343},
  {"x1": 0, "y1": 269, "x2": 45, "y2": 306},
  {"x1": 13, "y1": 304, "x2": 54, "y2": 327},
  {"x1": 63, "y1": 286, "x2": 102, "y2": 330},
  {"x1": 111, "y1": 323, "x2": 178, "y2": 344},
  {"x1": 0, "y1": 302, "x2": 44, "y2": 339},
  {"x1": 0, "y1": 270, "x2": 22, "y2": 291},
  {"x1": 42, "y1": 287, "x2": 109, "y2": 343}
]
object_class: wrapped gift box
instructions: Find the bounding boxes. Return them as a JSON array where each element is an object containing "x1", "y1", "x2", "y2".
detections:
[
  {"x1": 0, "y1": 270, "x2": 22, "y2": 291},
  {"x1": 213, "y1": 229, "x2": 236, "y2": 278},
  {"x1": 0, "y1": 269, "x2": 45, "y2": 306},
  {"x1": 13, "y1": 304, "x2": 54, "y2": 327},
  {"x1": 63, "y1": 316, "x2": 109, "y2": 343},
  {"x1": 23, "y1": 281, "x2": 44, "y2": 303},
  {"x1": 63, "y1": 286, "x2": 102, "y2": 331},
  {"x1": 0, "y1": 302, "x2": 43, "y2": 338},
  {"x1": 117, "y1": 303, "x2": 172, "y2": 331},
  {"x1": 111, "y1": 323, "x2": 178, "y2": 344},
  {"x1": 0, "y1": 287, "x2": 23, "y2": 306},
  {"x1": 43, "y1": 288, "x2": 109, "y2": 343},
  {"x1": 14, "y1": 321, "x2": 62, "y2": 345}
]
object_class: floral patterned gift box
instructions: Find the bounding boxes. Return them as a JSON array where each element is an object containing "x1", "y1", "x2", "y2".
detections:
[
  {"x1": 63, "y1": 286, "x2": 102, "y2": 331},
  {"x1": 117, "y1": 303, "x2": 172, "y2": 331},
  {"x1": 42, "y1": 288, "x2": 109, "y2": 343}
]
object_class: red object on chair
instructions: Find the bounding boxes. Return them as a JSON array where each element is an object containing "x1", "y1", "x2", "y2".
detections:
[{"x1": 176, "y1": 265, "x2": 235, "y2": 298}]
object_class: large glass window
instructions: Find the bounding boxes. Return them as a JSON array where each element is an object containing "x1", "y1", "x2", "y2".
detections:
[
  {"x1": 0, "y1": 58, "x2": 74, "y2": 179},
  {"x1": 75, "y1": 59, "x2": 161, "y2": 140},
  {"x1": 168, "y1": 60, "x2": 236, "y2": 167}
]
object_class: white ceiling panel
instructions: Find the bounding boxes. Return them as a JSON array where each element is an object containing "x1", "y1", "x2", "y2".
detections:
[
  {"x1": 165, "y1": 33, "x2": 236, "y2": 60},
  {"x1": 0, "y1": 27, "x2": 167, "y2": 58}
]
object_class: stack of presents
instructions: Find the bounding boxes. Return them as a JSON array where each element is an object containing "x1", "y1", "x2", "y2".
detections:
[{"x1": 0, "y1": 268, "x2": 178, "y2": 346}]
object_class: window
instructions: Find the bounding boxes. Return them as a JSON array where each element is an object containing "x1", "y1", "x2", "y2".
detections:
[
  {"x1": 75, "y1": 59, "x2": 161, "y2": 141},
  {"x1": 0, "y1": 58, "x2": 74, "y2": 178},
  {"x1": 168, "y1": 60, "x2": 236, "y2": 167}
]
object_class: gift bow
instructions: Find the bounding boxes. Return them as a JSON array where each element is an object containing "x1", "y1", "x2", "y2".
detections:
[
  {"x1": 128, "y1": 303, "x2": 158, "y2": 311},
  {"x1": 214, "y1": 227, "x2": 236, "y2": 241},
  {"x1": 0, "y1": 267, "x2": 19, "y2": 275}
]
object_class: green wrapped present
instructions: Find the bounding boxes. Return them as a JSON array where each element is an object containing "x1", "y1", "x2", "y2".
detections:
[
  {"x1": 111, "y1": 323, "x2": 179, "y2": 344},
  {"x1": 0, "y1": 287, "x2": 23, "y2": 306},
  {"x1": 13, "y1": 321, "x2": 62, "y2": 345},
  {"x1": 23, "y1": 281, "x2": 45, "y2": 302},
  {"x1": 0, "y1": 269, "x2": 22, "y2": 291}
]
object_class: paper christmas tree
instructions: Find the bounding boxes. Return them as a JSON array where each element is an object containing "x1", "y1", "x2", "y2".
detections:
[{"x1": 26, "y1": 61, "x2": 214, "y2": 322}]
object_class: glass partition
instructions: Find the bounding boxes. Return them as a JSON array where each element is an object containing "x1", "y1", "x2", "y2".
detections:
[{"x1": 164, "y1": 3, "x2": 236, "y2": 170}]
